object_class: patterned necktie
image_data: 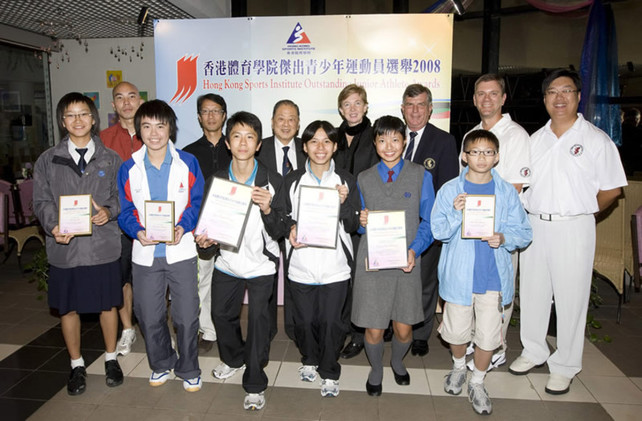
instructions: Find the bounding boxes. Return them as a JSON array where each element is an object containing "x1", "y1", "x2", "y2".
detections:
[
  {"x1": 282, "y1": 146, "x2": 292, "y2": 176},
  {"x1": 404, "y1": 131, "x2": 418, "y2": 160},
  {"x1": 76, "y1": 148, "x2": 88, "y2": 173},
  {"x1": 387, "y1": 170, "x2": 394, "y2": 183}
]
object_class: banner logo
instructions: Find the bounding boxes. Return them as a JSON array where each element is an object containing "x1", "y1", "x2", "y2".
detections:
[
  {"x1": 170, "y1": 55, "x2": 199, "y2": 104},
  {"x1": 286, "y1": 23, "x2": 311, "y2": 44}
]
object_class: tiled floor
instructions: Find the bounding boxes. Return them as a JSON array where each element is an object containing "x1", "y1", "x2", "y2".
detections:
[{"x1": 1, "y1": 242, "x2": 642, "y2": 420}]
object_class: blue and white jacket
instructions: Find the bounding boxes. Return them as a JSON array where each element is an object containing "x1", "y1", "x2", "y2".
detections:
[
  {"x1": 118, "y1": 142, "x2": 204, "y2": 267},
  {"x1": 431, "y1": 168, "x2": 532, "y2": 306}
]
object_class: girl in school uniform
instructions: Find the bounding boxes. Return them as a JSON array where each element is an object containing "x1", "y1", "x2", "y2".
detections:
[
  {"x1": 284, "y1": 121, "x2": 360, "y2": 397},
  {"x1": 33, "y1": 92, "x2": 124, "y2": 396}
]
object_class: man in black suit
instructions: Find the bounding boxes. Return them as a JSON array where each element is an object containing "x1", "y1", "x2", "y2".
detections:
[
  {"x1": 401, "y1": 84, "x2": 459, "y2": 356},
  {"x1": 257, "y1": 99, "x2": 306, "y2": 340}
]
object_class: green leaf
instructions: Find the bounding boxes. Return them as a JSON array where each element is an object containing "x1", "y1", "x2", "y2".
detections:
[
  {"x1": 589, "y1": 333, "x2": 598, "y2": 342},
  {"x1": 603, "y1": 335, "x2": 612, "y2": 343},
  {"x1": 591, "y1": 320, "x2": 602, "y2": 329}
]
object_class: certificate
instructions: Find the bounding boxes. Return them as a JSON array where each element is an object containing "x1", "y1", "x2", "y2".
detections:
[
  {"x1": 196, "y1": 177, "x2": 253, "y2": 249},
  {"x1": 296, "y1": 185, "x2": 340, "y2": 248},
  {"x1": 58, "y1": 194, "x2": 92, "y2": 235},
  {"x1": 462, "y1": 195, "x2": 496, "y2": 239},
  {"x1": 145, "y1": 201, "x2": 175, "y2": 243},
  {"x1": 366, "y1": 210, "x2": 407, "y2": 270}
]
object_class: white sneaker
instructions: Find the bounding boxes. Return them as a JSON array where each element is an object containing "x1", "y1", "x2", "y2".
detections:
[
  {"x1": 465, "y1": 343, "x2": 475, "y2": 356},
  {"x1": 243, "y1": 391, "x2": 265, "y2": 410},
  {"x1": 116, "y1": 328, "x2": 136, "y2": 356},
  {"x1": 508, "y1": 355, "x2": 540, "y2": 375},
  {"x1": 298, "y1": 365, "x2": 318, "y2": 382},
  {"x1": 149, "y1": 370, "x2": 171, "y2": 387},
  {"x1": 212, "y1": 362, "x2": 245, "y2": 380},
  {"x1": 183, "y1": 376, "x2": 202, "y2": 392},
  {"x1": 320, "y1": 379, "x2": 340, "y2": 397},
  {"x1": 466, "y1": 351, "x2": 507, "y2": 372}
]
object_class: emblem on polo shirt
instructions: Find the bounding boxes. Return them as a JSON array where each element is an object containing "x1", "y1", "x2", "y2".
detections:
[
  {"x1": 423, "y1": 158, "x2": 436, "y2": 170},
  {"x1": 519, "y1": 167, "x2": 530, "y2": 177},
  {"x1": 570, "y1": 144, "x2": 584, "y2": 157}
]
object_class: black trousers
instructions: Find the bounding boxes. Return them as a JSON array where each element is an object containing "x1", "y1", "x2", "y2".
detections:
[
  {"x1": 291, "y1": 280, "x2": 349, "y2": 380},
  {"x1": 211, "y1": 270, "x2": 274, "y2": 393},
  {"x1": 412, "y1": 241, "x2": 442, "y2": 341}
]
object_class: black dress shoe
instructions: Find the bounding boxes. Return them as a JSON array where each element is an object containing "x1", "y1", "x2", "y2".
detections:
[
  {"x1": 340, "y1": 341, "x2": 364, "y2": 359},
  {"x1": 105, "y1": 360, "x2": 124, "y2": 387},
  {"x1": 383, "y1": 325, "x2": 394, "y2": 342},
  {"x1": 366, "y1": 380, "x2": 382, "y2": 396},
  {"x1": 410, "y1": 339, "x2": 429, "y2": 356},
  {"x1": 68, "y1": 366, "x2": 87, "y2": 395},
  {"x1": 392, "y1": 367, "x2": 410, "y2": 385}
]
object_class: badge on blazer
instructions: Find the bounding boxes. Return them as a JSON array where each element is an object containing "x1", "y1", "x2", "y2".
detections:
[
  {"x1": 570, "y1": 144, "x2": 584, "y2": 157},
  {"x1": 519, "y1": 167, "x2": 530, "y2": 177},
  {"x1": 423, "y1": 158, "x2": 436, "y2": 170}
]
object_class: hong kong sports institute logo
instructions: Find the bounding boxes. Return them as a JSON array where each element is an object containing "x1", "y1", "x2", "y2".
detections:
[
  {"x1": 170, "y1": 54, "x2": 199, "y2": 104},
  {"x1": 283, "y1": 22, "x2": 315, "y2": 54}
]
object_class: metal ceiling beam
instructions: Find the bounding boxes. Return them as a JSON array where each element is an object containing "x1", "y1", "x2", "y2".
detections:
[
  {"x1": 0, "y1": 23, "x2": 58, "y2": 51},
  {"x1": 167, "y1": 0, "x2": 230, "y2": 18},
  {"x1": 311, "y1": 0, "x2": 325, "y2": 15}
]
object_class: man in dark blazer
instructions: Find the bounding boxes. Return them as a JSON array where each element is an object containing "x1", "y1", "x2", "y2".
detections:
[
  {"x1": 401, "y1": 84, "x2": 459, "y2": 356},
  {"x1": 257, "y1": 99, "x2": 306, "y2": 341}
]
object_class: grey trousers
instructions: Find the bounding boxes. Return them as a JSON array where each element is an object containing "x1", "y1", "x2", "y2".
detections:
[{"x1": 133, "y1": 257, "x2": 200, "y2": 380}]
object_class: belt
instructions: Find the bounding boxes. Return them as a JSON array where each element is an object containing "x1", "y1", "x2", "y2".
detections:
[{"x1": 535, "y1": 213, "x2": 582, "y2": 222}]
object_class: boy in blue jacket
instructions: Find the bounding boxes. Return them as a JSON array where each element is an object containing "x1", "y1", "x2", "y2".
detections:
[{"x1": 431, "y1": 129, "x2": 531, "y2": 415}]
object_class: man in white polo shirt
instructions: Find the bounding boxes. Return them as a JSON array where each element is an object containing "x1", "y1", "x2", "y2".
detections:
[
  {"x1": 461, "y1": 74, "x2": 530, "y2": 372},
  {"x1": 509, "y1": 69, "x2": 626, "y2": 395}
]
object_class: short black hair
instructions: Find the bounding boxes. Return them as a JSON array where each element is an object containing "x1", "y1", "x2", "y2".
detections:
[
  {"x1": 134, "y1": 100, "x2": 178, "y2": 142},
  {"x1": 542, "y1": 69, "x2": 582, "y2": 95},
  {"x1": 56, "y1": 92, "x2": 100, "y2": 139},
  {"x1": 463, "y1": 129, "x2": 499, "y2": 151},
  {"x1": 272, "y1": 99, "x2": 300, "y2": 118},
  {"x1": 301, "y1": 120, "x2": 338, "y2": 144},
  {"x1": 372, "y1": 115, "x2": 406, "y2": 140},
  {"x1": 226, "y1": 111, "x2": 262, "y2": 140},
  {"x1": 197, "y1": 93, "x2": 227, "y2": 114}
]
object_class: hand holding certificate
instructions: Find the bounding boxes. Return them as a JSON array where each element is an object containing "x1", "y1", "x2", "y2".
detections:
[
  {"x1": 366, "y1": 210, "x2": 407, "y2": 270},
  {"x1": 58, "y1": 194, "x2": 92, "y2": 235},
  {"x1": 296, "y1": 186, "x2": 340, "y2": 249},
  {"x1": 145, "y1": 201, "x2": 175, "y2": 243},
  {"x1": 462, "y1": 195, "x2": 495, "y2": 239},
  {"x1": 196, "y1": 177, "x2": 253, "y2": 249}
]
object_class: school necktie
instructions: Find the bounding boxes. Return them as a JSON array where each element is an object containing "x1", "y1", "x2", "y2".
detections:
[
  {"x1": 76, "y1": 148, "x2": 88, "y2": 173},
  {"x1": 387, "y1": 170, "x2": 394, "y2": 183},
  {"x1": 404, "y1": 131, "x2": 418, "y2": 160},
  {"x1": 282, "y1": 146, "x2": 292, "y2": 176}
]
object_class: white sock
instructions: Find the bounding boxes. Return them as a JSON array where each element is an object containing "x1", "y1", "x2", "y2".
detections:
[
  {"x1": 470, "y1": 367, "x2": 487, "y2": 385},
  {"x1": 453, "y1": 355, "x2": 466, "y2": 370},
  {"x1": 71, "y1": 357, "x2": 85, "y2": 369},
  {"x1": 105, "y1": 351, "x2": 117, "y2": 362}
]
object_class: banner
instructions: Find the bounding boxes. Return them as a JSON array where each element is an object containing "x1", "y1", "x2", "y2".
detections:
[{"x1": 155, "y1": 14, "x2": 453, "y2": 148}]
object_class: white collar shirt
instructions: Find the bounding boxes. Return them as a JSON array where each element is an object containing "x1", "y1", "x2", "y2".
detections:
[
  {"x1": 403, "y1": 125, "x2": 426, "y2": 161},
  {"x1": 461, "y1": 113, "x2": 531, "y2": 185},
  {"x1": 67, "y1": 138, "x2": 96, "y2": 165},
  {"x1": 274, "y1": 137, "x2": 298, "y2": 175},
  {"x1": 522, "y1": 113, "x2": 627, "y2": 216}
]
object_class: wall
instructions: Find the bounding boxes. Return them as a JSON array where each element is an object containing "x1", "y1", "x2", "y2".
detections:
[{"x1": 48, "y1": 37, "x2": 156, "y2": 138}]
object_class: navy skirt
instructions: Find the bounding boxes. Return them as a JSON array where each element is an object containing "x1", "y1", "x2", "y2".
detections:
[{"x1": 48, "y1": 260, "x2": 123, "y2": 315}]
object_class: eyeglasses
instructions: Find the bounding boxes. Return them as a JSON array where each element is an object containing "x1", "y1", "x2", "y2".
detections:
[
  {"x1": 544, "y1": 89, "x2": 578, "y2": 97},
  {"x1": 464, "y1": 149, "x2": 497, "y2": 157},
  {"x1": 199, "y1": 109, "x2": 225, "y2": 116},
  {"x1": 63, "y1": 112, "x2": 93, "y2": 121}
]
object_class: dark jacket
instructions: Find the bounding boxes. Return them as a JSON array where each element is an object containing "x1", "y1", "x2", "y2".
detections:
[
  {"x1": 257, "y1": 136, "x2": 306, "y2": 174},
  {"x1": 410, "y1": 123, "x2": 459, "y2": 192}
]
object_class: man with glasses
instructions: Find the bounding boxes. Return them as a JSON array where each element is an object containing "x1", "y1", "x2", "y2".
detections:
[
  {"x1": 509, "y1": 69, "x2": 626, "y2": 395},
  {"x1": 183, "y1": 94, "x2": 231, "y2": 353},
  {"x1": 400, "y1": 84, "x2": 458, "y2": 357},
  {"x1": 100, "y1": 81, "x2": 144, "y2": 357},
  {"x1": 461, "y1": 74, "x2": 530, "y2": 372}
]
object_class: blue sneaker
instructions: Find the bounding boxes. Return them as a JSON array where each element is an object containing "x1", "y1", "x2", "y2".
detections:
[
  {"x1": 183, "y1": 376, "x2": 202, "y2": 392},
  {"x1": 149, "y1": 370, "x2": 171, "y2": 387}
]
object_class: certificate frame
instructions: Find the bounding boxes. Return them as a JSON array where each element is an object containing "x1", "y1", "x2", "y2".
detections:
[
  {"x1": 58, "y1": 194, "x2": 92, "y2": 236},
  {"x1": 195, "y1": 177, "x2": 253, "y2": 249},
  {"x1": 145, "y1": 200, "x2": 175, "y2": 243},
  {"x1": 365, "y1": 210, "x2": 407, "y2": 270},
  {"x1": 462, "y1": 194, "x2": 496, "y2": 239},
  {"x1": 296, "y1": 185, "x2": 340, "y2": 249}
]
